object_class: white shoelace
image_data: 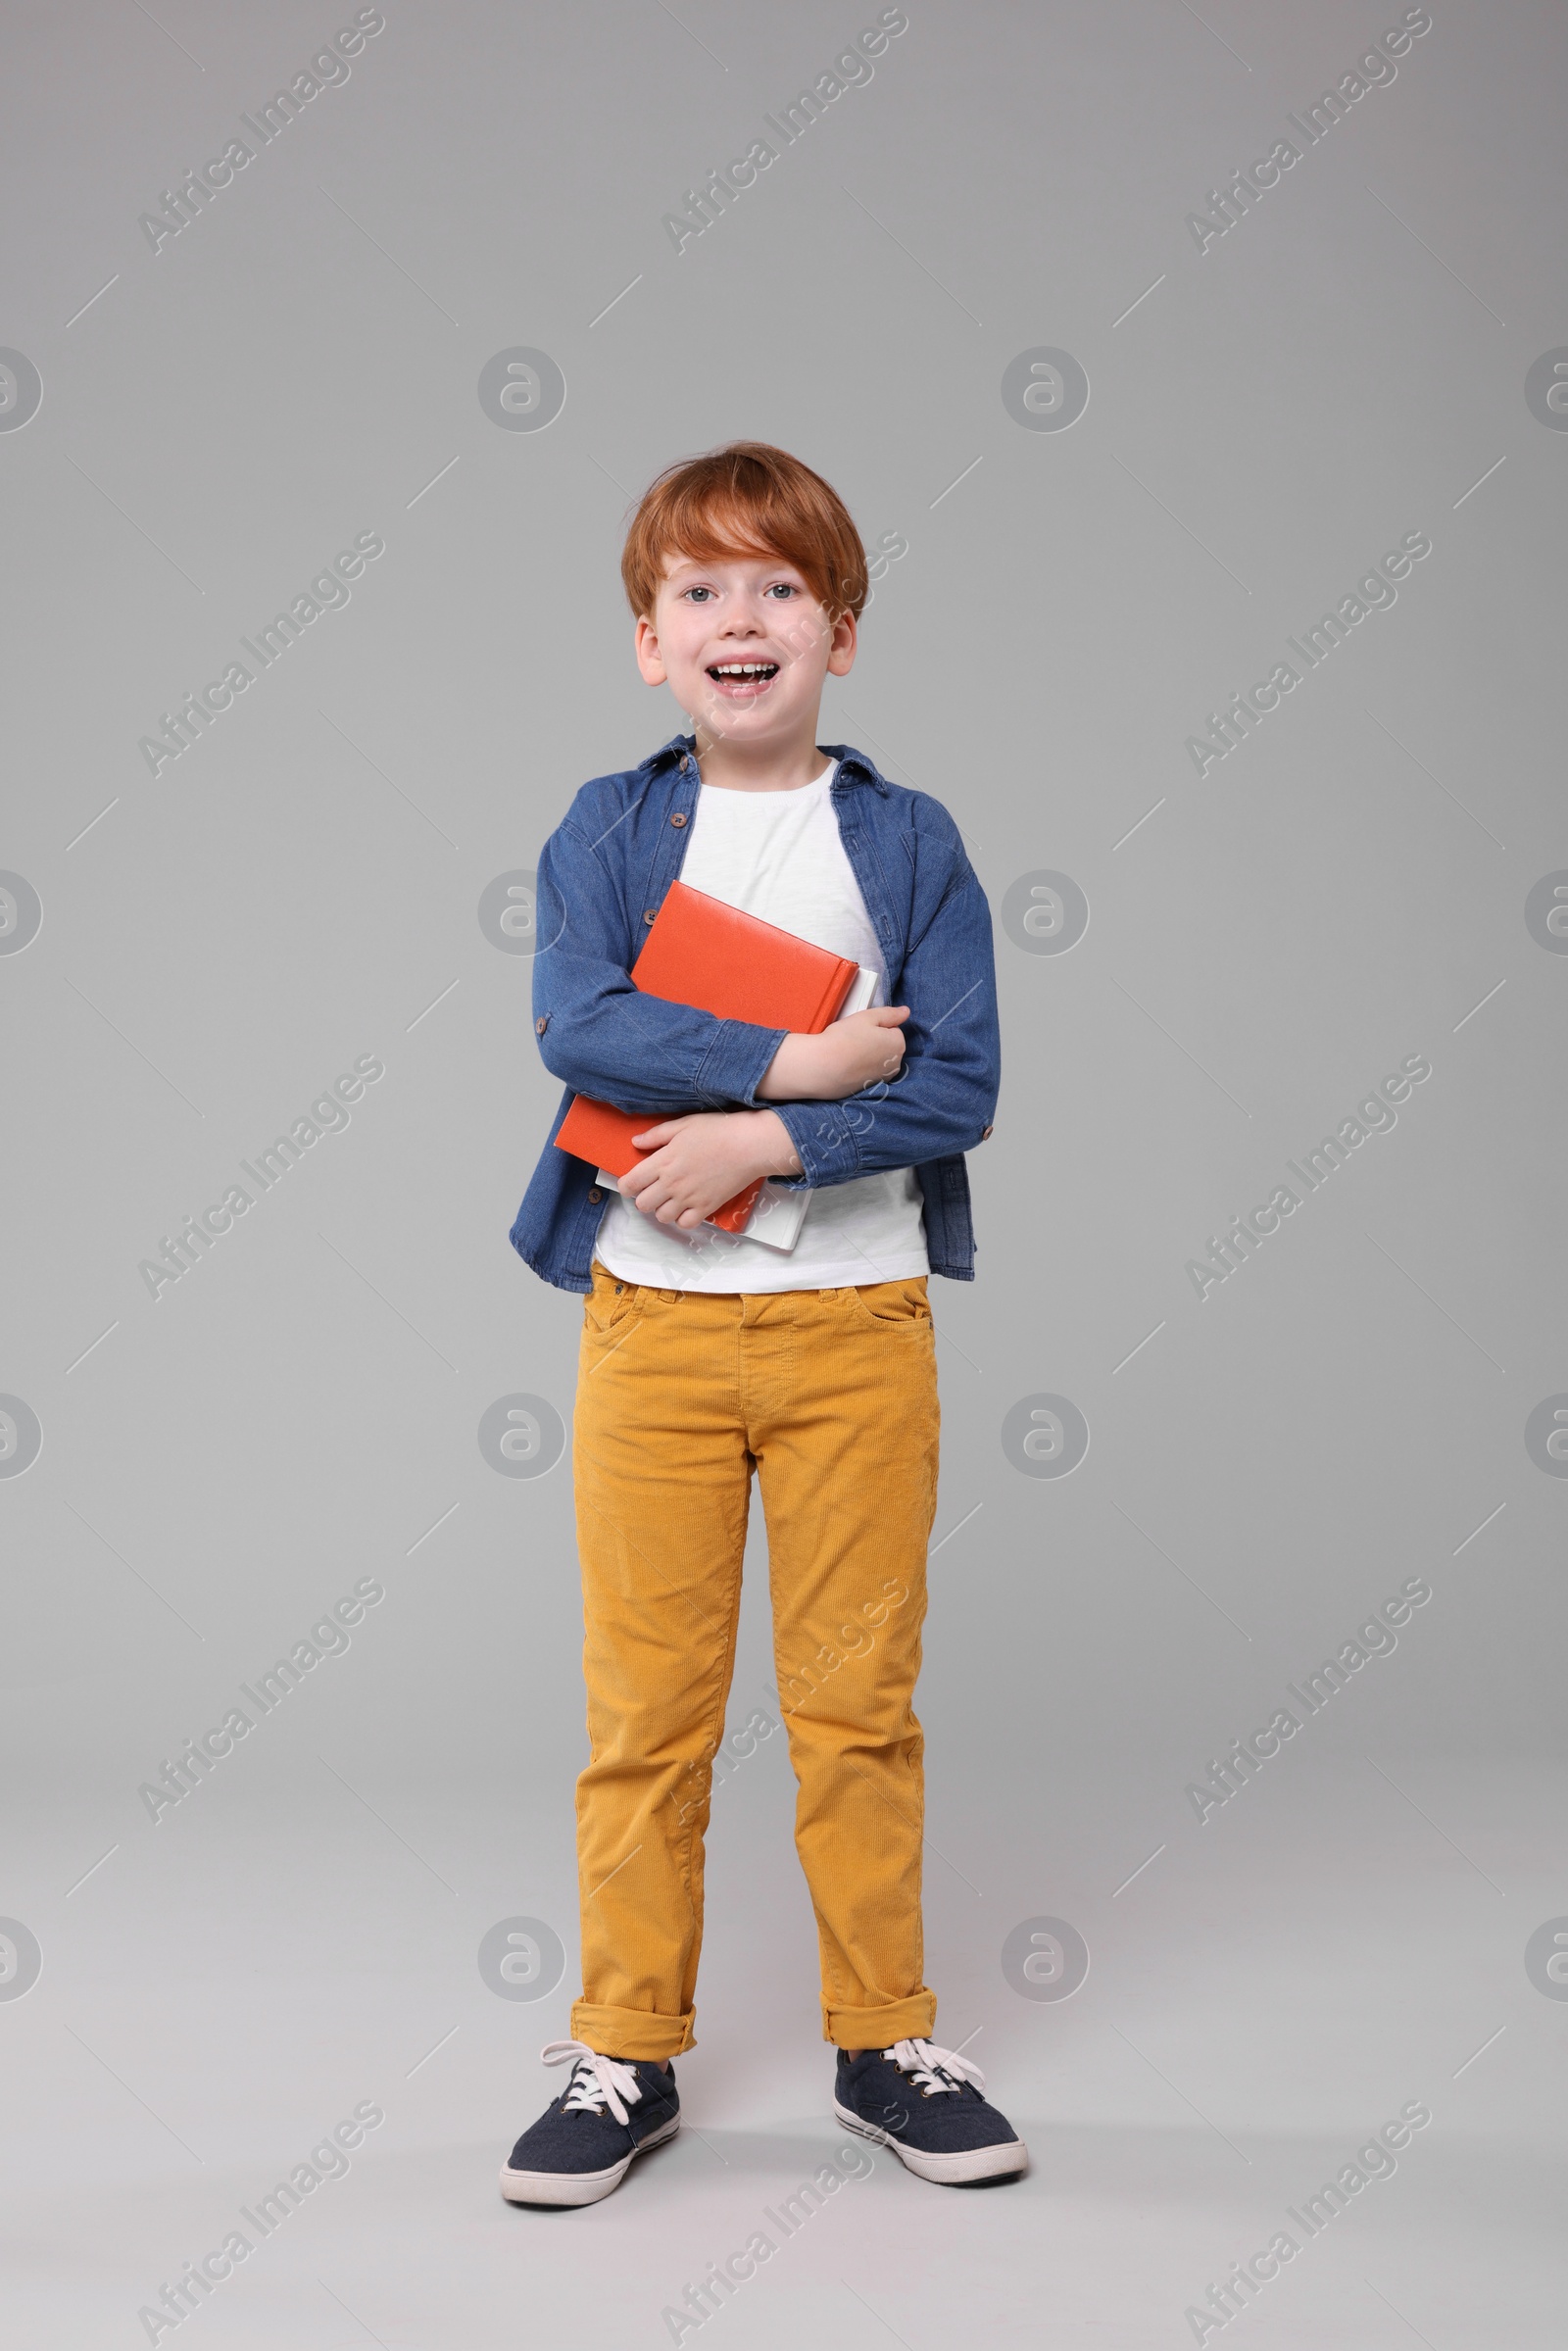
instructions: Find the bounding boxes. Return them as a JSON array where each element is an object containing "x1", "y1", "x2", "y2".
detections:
[
  {"x1": 884, "y1": 2037, "x2": 986, "y2": 2096},
  {"x1": 540, "y1": 2037, "x2": 646, "y2": 2128}
]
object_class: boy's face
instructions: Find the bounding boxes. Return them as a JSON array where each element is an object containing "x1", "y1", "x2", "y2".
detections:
[{"x1": 634, "y1": 550, "x2": 857, "y2": 750}]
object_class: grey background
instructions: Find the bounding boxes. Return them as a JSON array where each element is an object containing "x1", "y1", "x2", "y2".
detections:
[{"x1": 3, "y1": 1, "x2": 1565, "y2": 2342}]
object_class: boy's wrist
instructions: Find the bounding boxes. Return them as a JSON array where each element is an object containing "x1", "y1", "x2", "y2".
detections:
[
  {"x1": 755, "y1": 1032, "x2": 824, "y2": 1102},
  {"x1": 747, "y1": 1108, "x2": 805, "y2": 1179}
]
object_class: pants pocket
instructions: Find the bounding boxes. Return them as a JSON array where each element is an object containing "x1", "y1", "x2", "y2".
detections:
[
  {"x1": 844, "y1": 1278, "x2": 933, "y2": 1330},
  {"x1": 583, "y1": 1267, "x2": 642, "y2": 1340}
]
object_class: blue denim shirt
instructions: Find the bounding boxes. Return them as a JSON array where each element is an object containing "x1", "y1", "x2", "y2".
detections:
[{"x1": 509, "y1": 735, "x2": 1001, "y2": 1294}]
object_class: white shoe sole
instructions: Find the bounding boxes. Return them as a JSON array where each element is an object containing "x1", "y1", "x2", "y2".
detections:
[
  {"x1": 499, "y1": 2111, "x2": 680, "y2": 2206},
  {"x1": 834, "y1": 2097, "x2": 1027, "y2": 2184}
]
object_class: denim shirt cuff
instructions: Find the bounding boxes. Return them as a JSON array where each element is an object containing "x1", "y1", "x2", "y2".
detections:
[
  {"x1": 694, "y1": 1017, "x2": 790, "y2": 1109},
  {"x1": 769, "y1": 1101, "x2": 860, "y2": 1187}
]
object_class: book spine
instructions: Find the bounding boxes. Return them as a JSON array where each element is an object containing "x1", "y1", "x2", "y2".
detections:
[{"x1": 811, "y1": 957, "x2": 859, "y2": 1032}]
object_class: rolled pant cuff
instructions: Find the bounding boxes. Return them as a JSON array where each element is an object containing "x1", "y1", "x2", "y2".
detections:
[
  {"x1": 823, "y1": 1990, "x2": 937, "y2": 2048},
  {"x1": 570, "y1": 2000, "x2": 697, "y2": 2061}
]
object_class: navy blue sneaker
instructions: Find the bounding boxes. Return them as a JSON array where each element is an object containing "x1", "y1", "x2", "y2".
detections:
[
  {"x1": 500, "y1": 2039, "x2": 680, "y2": 2206},
  {"x1": 835, "y1": 2038, "x2": 1027, "y2": 2184}
]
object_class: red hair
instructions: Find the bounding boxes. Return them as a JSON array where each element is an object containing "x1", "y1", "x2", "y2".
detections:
[{"x1": 620, "y1": 441, "x2": 868, "y2": 624}]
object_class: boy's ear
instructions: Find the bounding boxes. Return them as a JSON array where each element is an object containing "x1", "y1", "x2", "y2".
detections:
[
  {"x1": 634, "y1": 614, "x2": 667, "y2": 685},
  {"x1": 825, "y1": 608, "x2": 858, "y2": 678}
]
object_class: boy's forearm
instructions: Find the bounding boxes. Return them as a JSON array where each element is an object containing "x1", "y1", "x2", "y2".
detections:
[
  {"x1": 538, "y1": 994, "x2": 787, "y2": 1115},
  {"x1": 766, "y1": 1035, "x2": 998, "y2": 1189},
  {"x1": 543, "y1": 999, "x2": 853, "y2": 1120},
  {"x1": 770, "y1": 1080, "x2": 994, "y2": 1189}
]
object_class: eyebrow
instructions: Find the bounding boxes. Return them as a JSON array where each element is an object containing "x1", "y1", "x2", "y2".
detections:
[{"x1": 666, "y1": 557, "x2": 805, "y2": 579}]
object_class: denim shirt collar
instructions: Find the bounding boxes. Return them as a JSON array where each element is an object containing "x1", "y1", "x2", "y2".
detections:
[{"x1": 637, "y1": 733, "x2": 890, "y2": 796}]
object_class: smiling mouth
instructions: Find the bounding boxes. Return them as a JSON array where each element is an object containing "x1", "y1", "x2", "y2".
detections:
[{"x1": 706, "y1": 661, "x2": 779, "y2": 693}]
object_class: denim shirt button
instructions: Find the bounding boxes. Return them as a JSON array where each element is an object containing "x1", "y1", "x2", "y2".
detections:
[
  {"x1": 644, "y1": 910, "x2": 657, "y2": 925},
  {"x1": 535, "y1": 1015, "x2": 549, "y2": 1034},
  {"x1": 670, "y1": 811, "x2": 687, "y2": 826},
  {"x1": 981, "y1": 1122, "x2": 994, "y2": 1139},
  {"x1": 587, "y1": 1186, "x2": 603, "y2": 1203}
]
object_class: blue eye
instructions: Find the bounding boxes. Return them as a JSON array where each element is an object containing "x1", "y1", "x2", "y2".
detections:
[
  {"x1": 684, "y1": 586, "x2": 715, "y2": 603},
  {"x1": 765, "y1": 583, "x2": 798, "y2": 599}
]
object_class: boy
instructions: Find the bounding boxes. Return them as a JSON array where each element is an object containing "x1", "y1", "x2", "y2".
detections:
[{"x1": 503, "y1": 443, "x2": 1019, "y2": 2205}]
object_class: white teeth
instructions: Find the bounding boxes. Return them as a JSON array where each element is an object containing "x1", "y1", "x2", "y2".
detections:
[{"x1": 711, "y1": 662, "x2": 775, "y2": 676}]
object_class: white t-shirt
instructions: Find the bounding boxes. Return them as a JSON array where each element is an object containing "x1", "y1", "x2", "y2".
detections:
[{"x1": 592, "y1": 759, "x2": 929, "y2": 1294}]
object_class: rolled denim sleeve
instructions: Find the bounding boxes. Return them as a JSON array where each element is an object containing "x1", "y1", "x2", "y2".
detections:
[
  {"x1": 532, "y1": 816, "x2": 789, "y2": 1114},
  {"x1": 768, "y1": 824, "x2": 1001, "y2": 1189}
]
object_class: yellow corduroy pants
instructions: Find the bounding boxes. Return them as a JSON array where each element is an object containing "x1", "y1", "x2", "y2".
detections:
[{"x1": 567, "y1": 1254, "x2": 942, "y2": 2059}]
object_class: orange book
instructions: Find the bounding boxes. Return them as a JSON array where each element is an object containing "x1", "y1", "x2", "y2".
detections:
[{"x1": 554, "y1": 881, "x2": 862, "y2": 1232}]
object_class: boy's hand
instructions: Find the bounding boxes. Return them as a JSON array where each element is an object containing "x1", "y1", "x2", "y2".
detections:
[
  {"x1": 757, "y1": 1005, "x2": 909, "y2": 1103},
  {"x1": 622, "y1": 1109, "x2": 803, "y2": 1229}
]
